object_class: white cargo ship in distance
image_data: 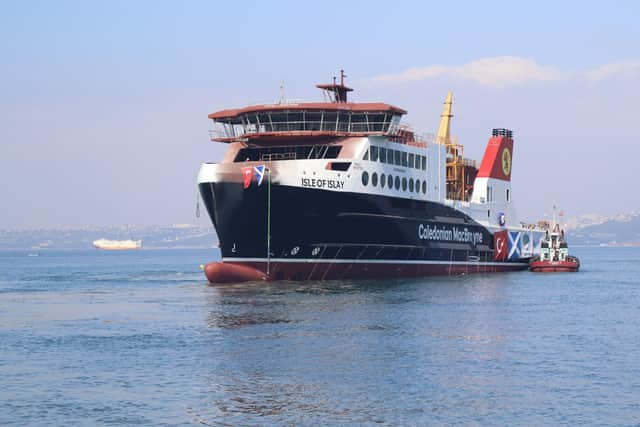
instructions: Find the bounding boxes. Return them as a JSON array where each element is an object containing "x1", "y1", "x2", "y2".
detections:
[
  {"x1": 198, "y1": 71, "x2": 545, "y2": 283},
  {"x1": 93, "y1": 239, "x2": 142, "y2": 250}
]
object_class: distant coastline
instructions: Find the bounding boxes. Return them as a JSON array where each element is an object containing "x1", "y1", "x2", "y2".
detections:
[
  {"x1": 0, "y1": 224, "x2": 218, "y2": 250},
  {"x1": 2, "y1": 212, "x2": 639, "y2": 250}
]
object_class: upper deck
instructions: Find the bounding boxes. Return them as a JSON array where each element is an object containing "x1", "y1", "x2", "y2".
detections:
[{"x1": 208, "y1": 71, "x2": 410, "y2": 144}]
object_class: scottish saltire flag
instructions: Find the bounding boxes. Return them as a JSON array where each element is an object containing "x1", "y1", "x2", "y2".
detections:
[
  {"x1": 508, "y1": 231, "x2": 522, "y2": 260},
  {"x1": 254, "y1": 165, "x2": 266, "y2": 186}
]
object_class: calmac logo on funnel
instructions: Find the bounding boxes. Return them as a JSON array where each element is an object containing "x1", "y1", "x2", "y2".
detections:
[{"x1": 494, "y1": 230, "x2": 508, "y2": 260}]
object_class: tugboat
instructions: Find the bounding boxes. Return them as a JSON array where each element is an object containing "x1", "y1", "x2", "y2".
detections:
[{"x1": 529, "y1": 223, "x2": 580, "y2": 272}]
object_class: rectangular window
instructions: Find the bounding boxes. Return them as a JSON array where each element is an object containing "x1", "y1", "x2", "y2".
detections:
[
  {"x1": 379, "y1": 147, "x2": 387, "y2": 163},
  {"x1": 415, "y1": 155, "x2": 422, "y2": 169},
  {"x1": 408, "y1": 153, "x2": 415, "y2": 169},
  {"x1": 394, "y1": 150, "x2": 401, "y2": 165},
  {"x1": 370, "y1": 146, "x2": 379, "y2": 162},
  {"x1": 402, "y1": 151, "x2": 408, "y2": 167},
  {"x1": 421, "y1": 156, "x2": 427, "y2": 170},
  {"x1": 506, "y1": 188, "x2": 511, "y2": 203}
]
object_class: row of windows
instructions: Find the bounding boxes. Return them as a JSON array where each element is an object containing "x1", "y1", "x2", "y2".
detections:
[
  {"x1": 362, "y1": 171, "x2": 427, "y2": 194},
  {"x1": 235, "y1": 145, "x2": 341, "y2": 162},
  {"x1": 363, "y1": 145, "x2": 427, "y2": 170},
  {"x1": 221, "y1": 111, "x2": 398, "y2": 137}
]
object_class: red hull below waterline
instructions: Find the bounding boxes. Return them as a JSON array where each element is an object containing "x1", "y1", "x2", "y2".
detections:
[
  {"x1": 203, "y1": 260, "x2": 529, "y2": 283},
  {"x1": 529, "y1": 260, "x2": 580, "y2": 273},
  {"x1": 204, "y1": 262, "x2": 268, "y2": 283}
]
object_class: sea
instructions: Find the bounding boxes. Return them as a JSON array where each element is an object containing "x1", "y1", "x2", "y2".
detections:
[{"x1": 1, "y1": 247, "x2": 639, "y2": 426}]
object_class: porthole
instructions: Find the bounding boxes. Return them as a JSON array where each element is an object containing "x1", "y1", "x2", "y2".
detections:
[
  {"x1": 395, "y1": 176, "x2": 400, "y2": 190},
  {"x1": 415, "y1": 179, "x2": 420, "y2": 193},
  {"x1": 388, "y1": 174, "x2": 393, "y2": 190},
  {"x1": 409, "y1": 178, "x2": 414, "y2": 192},
  {"x1": 372, "y1": 172, "x2": 378, "y2": 187},
  {"x1": 422, "y1": 181, "x2": 427, "y2": 193},
  {"x1": 402, "y1": 177, "x2": 407, "y2": 191},
  {"x1": 362, "y1": 171, "x2": 369, "y2": 186},
  {"x1": 380, "y1": 173, "x2": 386, "y2": 188}
]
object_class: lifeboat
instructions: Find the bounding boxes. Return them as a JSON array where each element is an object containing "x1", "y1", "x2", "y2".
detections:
[{"x1": 529, "y1": 224, "x2": 580, "y2": 272}]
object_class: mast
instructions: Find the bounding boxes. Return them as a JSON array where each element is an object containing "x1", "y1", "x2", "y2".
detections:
[
  {"x1": 316, "y1": 69, "x2": 353, "y2": 103},
  {"x1": 436, "y1": 91, "x2": 468, "y2": 201},
  {"x1": 436, "y1": 91, "x2": 453, "y2": 143}
]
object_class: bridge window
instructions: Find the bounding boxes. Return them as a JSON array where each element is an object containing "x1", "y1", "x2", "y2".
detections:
[
  {"x1": 351, "y1": 113, "x2": 367, "y2": 132},
  {"x1": 305, "y1": 112, "x2": 322, "y2": 131},
  {"x1": 322, "y1": 112, "x2": 338, "y2": 131},
  {"x1": 363, "y1": 148, "x2": 369, "y2": 160},
  {"x1": 222, "y1": 108, "x2": 397, "y2": 137},
  {"x1": 234, "y1": 145, "x2": 341, "y2": 162},
  {"x1": 337, "y1": 112, "x2": 350, "y2": 132},
  {"x1": 370, "y1": 146, "x2": 379, "y2": 162},
  {"x1": 379, "y1": 147, "x2": 387, "y2": 163}
]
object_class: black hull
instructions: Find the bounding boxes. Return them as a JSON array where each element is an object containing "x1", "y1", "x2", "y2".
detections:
[{"x1": 199, "y1": 181, "x2": 526, "y2": 281}]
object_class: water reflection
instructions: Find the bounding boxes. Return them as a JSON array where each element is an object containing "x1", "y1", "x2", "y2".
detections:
[{"x1": 193, "y1": 274, "x2": 522, "y2": 424}]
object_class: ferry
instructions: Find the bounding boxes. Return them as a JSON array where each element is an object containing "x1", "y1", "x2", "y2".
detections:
[
  {"x1": 197, "y1": 71, "x2": 545, "y2": 282},
  {"x1": 93, "y1": 239, "x2": 142, "y2": 250}
]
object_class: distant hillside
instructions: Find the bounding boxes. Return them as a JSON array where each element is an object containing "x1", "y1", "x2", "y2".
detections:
[
  {"x1": 567, "y1": 213, "x2": 640, "y2": 246},
  {"x1": 0, "y1": 225, "x2": 217, "y2": 250}
]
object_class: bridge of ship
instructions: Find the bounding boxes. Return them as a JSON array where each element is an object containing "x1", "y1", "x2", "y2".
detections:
[{"x1": 208, "y1": 103, "x2": 418, "y2": 142}]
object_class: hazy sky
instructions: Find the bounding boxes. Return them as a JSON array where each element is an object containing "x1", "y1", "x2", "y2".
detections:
[{"x1": 1, "y1": 1, "x2": 639, "y2": 228}]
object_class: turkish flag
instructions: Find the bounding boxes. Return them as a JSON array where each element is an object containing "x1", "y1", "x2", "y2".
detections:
[
  {"x1": 494, "y1": 230, "x2": 508, "y2": 260},
  {"x1": 241, "y1": 166, "x2": 254, "y2": 189}
]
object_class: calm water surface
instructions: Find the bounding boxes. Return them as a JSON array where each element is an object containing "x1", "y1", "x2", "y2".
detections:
[{"x1": 1, "y1": 248, "x2": 639, "y2": 426}]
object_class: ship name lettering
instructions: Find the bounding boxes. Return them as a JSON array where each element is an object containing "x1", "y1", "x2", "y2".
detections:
[
  {"x1": 300, "y1": 178, "x2": 344, "y2": 190},
  {"x1": 418, "y1": 224, "x2": 483, "y2": 245}
]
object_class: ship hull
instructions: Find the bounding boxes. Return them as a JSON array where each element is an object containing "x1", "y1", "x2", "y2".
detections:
[
  {"x1": 199, "y1": 181, "x2": 529, "y2": 282},
  {"x1": 529, "y1": 259, "x2": 580, "y2": 273}
]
